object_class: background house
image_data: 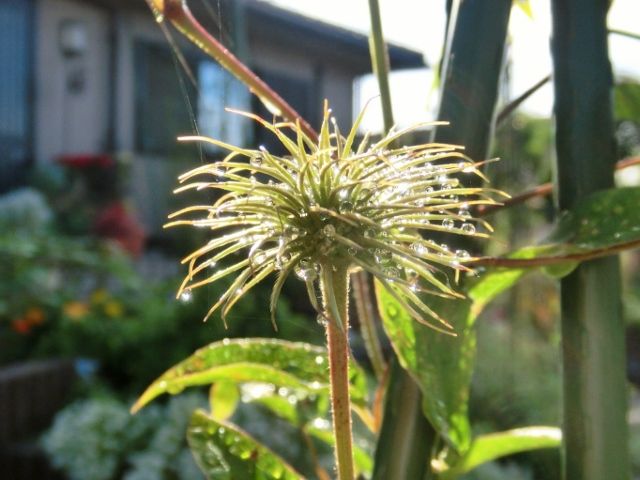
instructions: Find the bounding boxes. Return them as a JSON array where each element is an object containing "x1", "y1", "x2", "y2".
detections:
[{"x1": 1, "y1": 0, "x2": 425, "y2": 234}]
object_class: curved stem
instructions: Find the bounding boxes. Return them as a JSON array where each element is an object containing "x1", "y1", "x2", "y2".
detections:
[
  {"x1": 146, "y1": 0, "x2": 318, "y2": 141},
  {"x1": 321, "y1": 266, "x2": 354, "y2": 480},
  {"x1": 476, "y1": 155, "x2": 640, "y2": 217}
]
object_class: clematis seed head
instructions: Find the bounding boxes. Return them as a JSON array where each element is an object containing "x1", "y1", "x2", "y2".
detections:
[{"x1": 166, "y1": 103, "x2": 507, "y2": 331}]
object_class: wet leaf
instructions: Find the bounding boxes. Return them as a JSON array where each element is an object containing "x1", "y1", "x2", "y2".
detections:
[
  {"x1": 614, "y1": 81, "x2": 640, "y2": 122},
  {"x1": 209, "y1": 381, "x2": 240, "y2": 421},
  {"x1": 439, "y1": 426, "x2": 561, "y2": 478},
  {"x1": 547, "y1": 187, "x2": 640, "y2": 249},
  {"x1": 375, "y1": 265, "x2": 525, "y2": 453},
  {"x1": 188, "y1": 409, "x2": 303, "y2": 479},
  {"x1": 132, "y1": 338, "x2": 368, "y2": 413}
]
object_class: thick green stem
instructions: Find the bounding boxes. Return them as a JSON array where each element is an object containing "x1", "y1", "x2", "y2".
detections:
[
  {"x1": 551, "y1": 0, "x2": 629, "y2": 478},
  {"x1": 367, "y1": 2, "x2": 441, "y2": 478},
  {"x1": 321, "y1": 266, "x2": 354, "y2": 480},
  {"x1": 372, "y1": 359, "x2": 435, "y2": 480}
]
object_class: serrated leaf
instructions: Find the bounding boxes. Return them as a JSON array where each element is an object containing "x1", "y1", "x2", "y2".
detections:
[
  {"x1": 439, "y1": 426, "x2": 561, "y2": 478},
  {"x1": 132, "y1": 338, "x2": 368, "y2": 413},
  {"x1": 209, "y1": 381, "x2": 240, "y2": 421},
  {"x1": 188, "y1": 409, "x2": 303, "y2": 480}
]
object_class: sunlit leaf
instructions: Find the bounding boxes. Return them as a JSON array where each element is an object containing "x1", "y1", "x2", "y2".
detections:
[
  {"x1": 209, "y1": 380, "x2": 240, "y2": 421},
  {"x1": 188, "y1": 409, "x2": 303, "y2": 480},
  {"x1": 614, "y1": 81, "x2": 640, "y2": 122},
  {"x1": 439, "y1": 426, "x2": 562, "y2": 478},
  {"x1": 375, "y1": 255, "x2": 531, "y2": 453},
  {"x1": 547, "y1": 187, "x2": 640, "y2": 249},
  {"x1": 132, "y1": 338, "x2": 368, "y2": 413}
]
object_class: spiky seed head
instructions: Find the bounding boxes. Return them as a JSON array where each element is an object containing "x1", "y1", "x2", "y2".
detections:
[{"x1": 167, "y1": 103, "x2": 506, "y2": 332}]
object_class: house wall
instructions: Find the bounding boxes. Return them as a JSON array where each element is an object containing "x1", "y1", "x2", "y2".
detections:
[
  {"x1": 34, "y1": 0, "x2": 110, "y2": 163},
  {"x1": 248, "y1": 31, "x2": 354, "y2": 129},
  {"x1": 31, "y1": 1, "x2": 371, "y2": 234}
]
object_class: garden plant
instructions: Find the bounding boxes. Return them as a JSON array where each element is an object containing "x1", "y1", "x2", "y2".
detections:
[{"x1": 129, "y1": 0, "x2": 640, "y2": 479}]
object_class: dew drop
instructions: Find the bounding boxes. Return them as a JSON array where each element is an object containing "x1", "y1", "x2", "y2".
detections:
[
  {"x1": 180, "y1": 289, "x2": 193, "y2": 303},
  {"x1": 250, "y1": 156, "x2": 263, "y2": 167},
  {"x1": 339, "y1": 201, "x2": 354, "y2": 212},
  {"x1": 384, "y1": 266, "x2": 400, "y2": 278},
  {"x1": 455, "y1": 249, "x2": 470, "y2": 259},
  {"x1": 442, "y1": 218, "x2": 455, "y2": 229},
  {"x1": 461, "y1": 222, "x2": 476, "y2": 234},
  {"x1": 365, "y1": 228, "x2": 377, "y2": 238},
  {"x1": 375, "y1": 248, "x2": 393, "y2": 264},
  {"x1": 316, "y1": 314, "x2": 328, "y2": 327},
  {"x1": 294, "y1": 264, "x2": 318, "y2": 281},
  {"x1": 323, "y1": 224, "x2": 336, "y2": 238},
  {"x1": 411, "y1": 242, "x2": 427, "y2": 255}
]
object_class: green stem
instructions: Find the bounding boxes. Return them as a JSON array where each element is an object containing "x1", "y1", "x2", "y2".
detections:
[
  {"x1": 609, "y1": 28, "x2": 640, "y2": 41},
  {"x1": 321, "y1": 266, "x2": 354, "y2": 480},
  {"x1": 367, "y1": 2, "x2": 440, "y2": 479},
  {"x1": 551, "y1": 0, "x2": 629, "y2": 478},
  {"x1": 146, "y1": 0, "x2": 318, "y2": 141},
  {"x1": 372, "y1": 359, "x2": 435, "y2": 480},
  {"x1": 351, "y1": 272, "x2": 386, "y2": 380},
  {"x1": 367, "y1": 0, "x2": 394, "y2": 133}
]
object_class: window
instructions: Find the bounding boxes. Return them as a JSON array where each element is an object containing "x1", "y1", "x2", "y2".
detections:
[
  {"x1": 0, "y1": 0, "x2": 33, "y2": 192},
  {"x1": 134, "y1": 41, "x2": 249, "y2": 156}
]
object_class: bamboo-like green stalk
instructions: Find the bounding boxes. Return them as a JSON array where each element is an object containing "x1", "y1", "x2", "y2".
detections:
[
  {"x1": 320, "y1": 265, "x2": 354, "y2": 480},
  {"x1": 372, "y1": 360, "x2": 435, "y2": 480},
  {"x1": 431, "y1": 0, "x2": 512, "y2": 163},
  {"x1": 550, "y1": 1, "x2": 629, "y2": 478},
  {"x1": 367, "y1": 1, "x2": 438, "y2": 478}
]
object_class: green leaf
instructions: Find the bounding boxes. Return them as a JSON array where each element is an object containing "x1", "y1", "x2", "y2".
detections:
[
  {"x1": 614, "y1": 81, "x2": 640, "y2": 122},
  {"x1": 375, "y1": 262, "x2": 528, "y2": 453},
  {"x1": 209, "y1": 381, "x2": 240, "y2": 421},
  {"x1": 440, "y1": 426, "x2": 562, "y2": 478},
  {"x1": 483, "y1": 188, "x2": 640, "y2": 278},
  {"x1": 188, "y1": 409, "x2": 303, "y2": 479},
  {"x1": 132, "y1": 338, "x2": 368, "y2": 413},
  {"x1": 547, "y1": 187, "x2": 640, "y2": 249}
]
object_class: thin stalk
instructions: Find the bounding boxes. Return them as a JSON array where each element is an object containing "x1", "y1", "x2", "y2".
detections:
[
  {"x1": 551, "y1": 0, "x2": 629, "y2": 478},
  {"x1": 351, "y1": 272, "x2": 386, "y2": 379},
  {"x1": 145, "y1": 0, "x2": 317, "y2": 141},
  {"x1": 368, "y1": 0, "x2": 394, "y2": 133},
  {"x1": 609, "y1": 28, "x2": 640, "y2": 41},
  {"x1": 367, "y1": 1, "x2": 438, "y2": 478},
  {"x1": 321, "y1": 265, "x2": 354, "y2": 480},
  {"x1": 476, "y1": 155, "x2": 640, "y2": 216}
]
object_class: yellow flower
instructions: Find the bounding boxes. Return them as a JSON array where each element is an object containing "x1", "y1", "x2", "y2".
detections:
[
  {"x1": 103, "y1": 300, "x2": 123, "y2": 318},
  {"x1": 90, "y1": 289, "x2": 109, "y2": 304},
  {"x1": 63, "y1": 301, "x2": 89, "y2": 320}
]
